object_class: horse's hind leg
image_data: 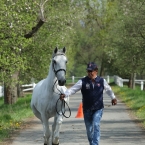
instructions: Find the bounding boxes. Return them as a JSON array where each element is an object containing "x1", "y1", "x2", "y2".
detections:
[
  {"x1": 41, "y1": 115, "x2": 51, "y2": 145},
  {"x1": 52, "y1": 114, "x2": 63, "y2": 145}
]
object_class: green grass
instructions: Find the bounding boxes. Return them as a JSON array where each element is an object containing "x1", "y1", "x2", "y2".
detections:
[
  {"x1": 0, "y1": 95, "x2": 34, "y2": 142},
  {"x1": 111, "y1": 84, "x2": 145, "y2": 128}
]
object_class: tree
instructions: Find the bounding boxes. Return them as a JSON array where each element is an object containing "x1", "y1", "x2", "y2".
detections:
[
  {"x1": 104, "y1": 0, "x2": 145, "y2": 88},
  {"x1": 0, "y1": 0, "x2": 81, "y2": 104},
  {"x1": 70, "y1": 0, "x2": 119, "y2": 76},
  {"x1": 0, "y1": 0, "x2": 36, "y2": 103}
]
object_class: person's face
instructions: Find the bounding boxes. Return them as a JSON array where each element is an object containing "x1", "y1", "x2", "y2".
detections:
[{"x1": 87, "y1": 70, "x2": 98, "y2": 80}]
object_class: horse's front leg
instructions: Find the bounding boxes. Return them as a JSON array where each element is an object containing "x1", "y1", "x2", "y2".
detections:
[
  {"x1": 41, "y1": 115, "x2": 51, "y2": 145},
  {"x1": 52, "y1": 113, "x2": 63, "y2": 145}
]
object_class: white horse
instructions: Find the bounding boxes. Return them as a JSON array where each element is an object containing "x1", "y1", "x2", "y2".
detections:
[{"x1": 31, "y1": 47, "x2": 69, "y2": 145}]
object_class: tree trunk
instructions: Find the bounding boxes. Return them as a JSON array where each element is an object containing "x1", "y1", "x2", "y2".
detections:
[
  {"x1": 128, "y1": 73, "x2": 136, "y2": 89},
  {"x1": 4, "y1": 84, "x2": 11, "y2": 104},
  {"x1": 4, "y1": 72, "x2": 19, "y2": 104},
  {"x1": 128, "y1": 73, "x2": 133, "y2": 88},
  {"x1": 99, "y1": 59, "x2": 104, "y2": 76},
  {"x1": 17, "y1": 83, "x2": 24, "y2": 98},
  {"x1": 4, "y1": 84, "x2": 17, "y2": 104},
  {"x1": 144, "y1": 83, "x2": 145, "y2": 91},
  {"x1": 132, "y1": 73, "x2": 136, "y2": 89}
]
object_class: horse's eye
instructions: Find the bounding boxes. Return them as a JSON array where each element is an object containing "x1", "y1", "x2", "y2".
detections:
[{"x1": 66, "y1": 61, "x2": 67, "y2": 64}]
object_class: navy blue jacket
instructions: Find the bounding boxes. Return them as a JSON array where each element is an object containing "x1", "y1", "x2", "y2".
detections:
[{"x1": 81, "y1": 76, "x2": 104, "y2": 111}]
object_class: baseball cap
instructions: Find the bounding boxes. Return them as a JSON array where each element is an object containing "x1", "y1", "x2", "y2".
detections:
[{"x1": 86, "y1": 62, "x2": 98, "y2": 71}]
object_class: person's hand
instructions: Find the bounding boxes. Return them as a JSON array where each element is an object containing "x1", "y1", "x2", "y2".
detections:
[
  {"x1": 60, "y1": 94, "x2": 65, "y2": 101},
  {"x1": 112, "y1": 98, "x2": 117, "y2": 105}
]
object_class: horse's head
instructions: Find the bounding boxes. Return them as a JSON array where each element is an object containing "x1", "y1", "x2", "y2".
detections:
[{"x1": 52, "y1": 47, "x2": 67, "y2": 86}]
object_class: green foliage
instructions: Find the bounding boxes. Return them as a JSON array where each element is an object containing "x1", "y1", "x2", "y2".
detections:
[
  {"x1": 70, "y1": 0, "x2": 145, "y2": 78},
  {"x1": 21, "y1": 0, "x2": 79, "y2": 80},
  {"x1": 105, "y1": 0, "x2": 145, "y2": 77},
  {"x1": 70, "y1": 0, "x2": 120, "y2": 76},
  {"x1": 0, "y1": 0, "x2": 79, "y2": 86},
  {"x1": 0, "y1": 0, "x2": 36, "y2": 83}
]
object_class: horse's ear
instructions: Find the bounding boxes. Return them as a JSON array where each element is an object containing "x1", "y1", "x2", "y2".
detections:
[
  {"x1": 54, "y1": 47, "x2": 58, "y2": 53},
  {"x1": 63, "y1": 47, "x2": 66, "y2": 53}
]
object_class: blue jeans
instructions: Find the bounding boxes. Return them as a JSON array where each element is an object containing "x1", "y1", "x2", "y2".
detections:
[{"x1": 84, "y1": 109, "x2": 103, "y2": 145}]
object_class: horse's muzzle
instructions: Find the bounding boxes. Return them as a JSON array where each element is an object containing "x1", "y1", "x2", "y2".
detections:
[{"x1": 58, "y1": 80, "x2": 66, "y2": 86}]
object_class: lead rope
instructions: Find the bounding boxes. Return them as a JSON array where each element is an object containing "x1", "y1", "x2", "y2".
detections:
[{"x1": 53, "y1": 80, "x2": 71, "y2": 118}]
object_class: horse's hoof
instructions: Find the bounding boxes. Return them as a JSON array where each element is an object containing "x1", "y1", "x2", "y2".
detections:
[
  {"x1": 44, "y1": 144, "x2": 47, "y2": 145},
  {"x1": 52, "y1": 143, "x2": 59, "y2": 145}
]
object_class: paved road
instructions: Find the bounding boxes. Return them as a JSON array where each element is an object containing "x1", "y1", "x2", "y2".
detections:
[{"x1": 6, "y1": 91, "x2": 145, "y2": 145}]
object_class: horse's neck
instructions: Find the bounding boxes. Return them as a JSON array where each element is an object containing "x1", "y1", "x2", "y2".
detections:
[{"x1": 45, "y1": 62, "x2": 57, "y2": 92}]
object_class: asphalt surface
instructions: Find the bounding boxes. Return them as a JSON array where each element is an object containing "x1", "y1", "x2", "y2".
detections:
[{"x1": 6, "y1": 91, "x2": 145, "y2": 145}]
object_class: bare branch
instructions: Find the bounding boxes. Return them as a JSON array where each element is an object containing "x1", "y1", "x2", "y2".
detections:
[
  {"x1": 24, "y1": 19, "x2": 45, "y2": 38},
  {"x1": 24, "y1": 0, "x2": 49, "y2": 39},
  {"x1": 95, "y1": 18, "x2": 103, "y2": 29},
  {"x1": 38, "y1": 0, "x2": 49, "y2": 20},
  {"x1": 42, "y1": 0, "x2": 49, "y2": 8},
  {"x1": 139, "y1": 1, "x2": 145, "y2": 9},
  {"x1": 140, "y1": 31, "x2": 145, "y2": 39}
]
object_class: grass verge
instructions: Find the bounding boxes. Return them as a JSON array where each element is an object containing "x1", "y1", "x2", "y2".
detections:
[
  {"x1": 0, "y1": 94, "x2": 34, "y2": 143},
  {"x1": 111, "y1": 83, "x2": 145, "y2": 128}
]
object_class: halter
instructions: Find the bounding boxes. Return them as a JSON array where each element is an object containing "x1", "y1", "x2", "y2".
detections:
[
  {"x1": 52, "y1": 53, "x2": 66, "y2": 76},
  {"x1": 52, "y1": 53, "x2": 71, "y2": 118}
]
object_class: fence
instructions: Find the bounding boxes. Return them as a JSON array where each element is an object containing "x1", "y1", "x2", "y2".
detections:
[
  {"x1": 114, "y1": 75, "x2": 145, "y2": 90},
  {"x1": 22, "y1": 83, "x2": 36, "y2": 92},
  {"x1": 0, "y1": 76, "x2": 113, "y2": 97},
  {"x1": 0, "y1": 83, "x2": 36, "y2": 97},
  {"x1": 21, "y1": 76, "x2": 144, "y2": 91},
  {"x1": 0, "y1": 75, "x2": 144, "y2": 97},
  {"x1": 20, "y1": 76, "x2": 112, "y2": 93}
]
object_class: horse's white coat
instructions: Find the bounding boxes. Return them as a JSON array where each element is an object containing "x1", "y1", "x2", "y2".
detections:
[{"x1": 31, "y1": 48, "x2": 69, "y2": 145}]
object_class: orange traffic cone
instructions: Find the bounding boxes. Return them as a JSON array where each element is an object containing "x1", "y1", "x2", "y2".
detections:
[{"x1": 75, "y1": 103, "x2": 84, "y2": 118}]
